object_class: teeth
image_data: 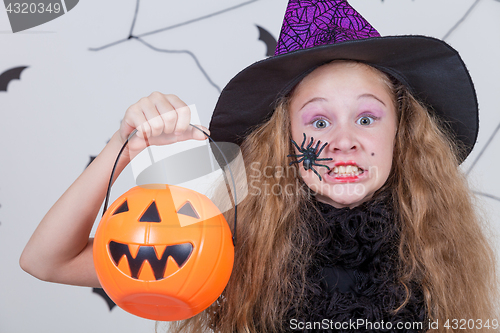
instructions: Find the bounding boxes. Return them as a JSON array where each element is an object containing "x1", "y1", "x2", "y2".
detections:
[
  {"x1": 154, "y1": 245, "x2": 167, "y2": 260},
  {"x1": 138, "y1": 261, "x2": 156, "y2": 281},
  {"x1": 164, "y1": 256, "x2": 181, "y2": 278},
  {"x1": 332, "y1": 165, "x2": 363, "y2": 177},
  {"x1": 128, "y1": 244, "x2": 141, "y2": 259},
  {"x1": 117, "y1": 256, "x2": 131, "y2": 276}
]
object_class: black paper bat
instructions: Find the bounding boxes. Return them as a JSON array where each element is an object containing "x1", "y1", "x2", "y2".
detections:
[
  {"x1": 92, "y1": 288, "x2": 116, "y2": 311},
  {"x1": 0, "y1": 66, "x2": 28, "y2": 92},
  {"x1": 86, "y1": 156, "x2": 97, "y2": 168},
  {"x1": 256, "y1": 25, "x2": 277, "y2": 57}
]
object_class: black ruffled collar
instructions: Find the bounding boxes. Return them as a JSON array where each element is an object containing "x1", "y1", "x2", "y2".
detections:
[{"x1": 285, "y1": 195, "x2": 427, "y2": 332}]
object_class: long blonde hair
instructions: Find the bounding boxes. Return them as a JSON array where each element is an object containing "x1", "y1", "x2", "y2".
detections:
[
  {"x1": 387, "y1": 78, "x2": 499, "y2": 330},
  {"x1": 165, "y1": 62, "x2": 498, "y2": 332}
]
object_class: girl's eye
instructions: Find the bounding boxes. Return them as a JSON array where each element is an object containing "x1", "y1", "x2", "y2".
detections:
[
  {"x1": 357, "y1": 116, "x2": 375, "y2": 126},
  {"x1": 312, "y1": 119, "x2": 330, "y2": 129}
]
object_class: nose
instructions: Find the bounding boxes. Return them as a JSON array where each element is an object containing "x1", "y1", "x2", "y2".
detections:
[{"x1": 326, "y1": 124, "x2": 358, "y2": 154}]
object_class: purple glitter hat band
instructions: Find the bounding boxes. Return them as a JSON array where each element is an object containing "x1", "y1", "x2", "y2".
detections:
[{"x1": 274, "y1": 0, "x2": 380, "y2": 56}]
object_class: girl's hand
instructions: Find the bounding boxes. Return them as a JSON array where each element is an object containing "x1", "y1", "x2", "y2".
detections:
[
  {"x1": 19, "y1": 92, "x2": 210, "y2": 288},
  {"x1": 119, "y1": 92, "x2": 210, "y2": 157}
]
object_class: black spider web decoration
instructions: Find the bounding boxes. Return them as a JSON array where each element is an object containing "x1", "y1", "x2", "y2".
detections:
[
  {"x1": 88, "y1": 0, "x2": 260, "y2": 93},
  {"x1": 442, "y1": 0, "x2": 481, "y2": 40}
]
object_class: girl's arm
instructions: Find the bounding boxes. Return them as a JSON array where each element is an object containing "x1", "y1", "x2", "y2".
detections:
[
  {"x1": 20, "y1": 131, "x2": 128, "y2": 287},
  {"x1": 20, "y1": 92, "x2": 209, "y2": 288}
]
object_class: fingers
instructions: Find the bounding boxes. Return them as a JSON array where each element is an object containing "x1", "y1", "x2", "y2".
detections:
[
  {"x1": 120, "y1": 92, "x2": 210, "y2": 147},
  {"x1": 121, "y1": 104, "x2": 148, "y2": 143},
  {"x1": 174, "y1": 105, "x2": 190, "y2": 136},
  {"x1": 188, "y1": 124, "x2": 211, "y2": 141},
  {"x1": 140, "y1": 94, "x2": 166, "y2": 138}
]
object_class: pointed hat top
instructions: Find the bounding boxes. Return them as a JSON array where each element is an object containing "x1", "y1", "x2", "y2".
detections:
[{"x1": 275, "y1": 0, "x2": 380, "y2": 56}]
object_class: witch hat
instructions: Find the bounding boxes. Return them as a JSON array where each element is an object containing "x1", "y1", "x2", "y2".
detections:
[{"x1": 209, "y1": 0, "x2": 478, "y2": 163}]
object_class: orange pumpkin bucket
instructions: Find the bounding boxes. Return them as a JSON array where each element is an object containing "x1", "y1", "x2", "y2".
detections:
[{"x1": 93, "y1": 127, "x2": 236, "y2": 321}]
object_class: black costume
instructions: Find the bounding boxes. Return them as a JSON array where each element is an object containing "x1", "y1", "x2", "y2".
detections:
[{"x1": 285, "y1": 194, "x2": 427, "y2": 332}]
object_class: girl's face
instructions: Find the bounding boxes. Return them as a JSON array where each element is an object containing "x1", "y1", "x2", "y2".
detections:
[{"x1": 289, "y1": 61, "x2": 398, "y2": 209}]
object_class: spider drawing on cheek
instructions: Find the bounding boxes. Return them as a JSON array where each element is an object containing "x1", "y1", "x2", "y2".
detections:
[{"x1": 287, "y1": 133, "x2": 333, "y2": 181}]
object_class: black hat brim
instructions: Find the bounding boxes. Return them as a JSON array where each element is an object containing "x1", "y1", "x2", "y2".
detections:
[{"x1": 209, "y1": 35, "x2": 478, "y2": 163}]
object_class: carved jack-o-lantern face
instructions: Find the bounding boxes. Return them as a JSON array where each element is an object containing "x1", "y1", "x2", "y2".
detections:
[{"x1": 93, "y1": 184, "x2": 234, "y2": 321}]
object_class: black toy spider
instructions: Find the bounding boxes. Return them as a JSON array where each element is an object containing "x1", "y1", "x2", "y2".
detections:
[{"x1": 287, "y1": 133, "x2": 333, "y2": 181}]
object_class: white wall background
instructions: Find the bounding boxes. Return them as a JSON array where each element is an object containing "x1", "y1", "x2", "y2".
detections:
[{"x1": 1, "y1": 0, "x2": 499, "y2": 332}]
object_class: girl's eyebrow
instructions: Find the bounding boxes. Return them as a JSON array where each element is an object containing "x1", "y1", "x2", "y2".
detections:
[
  {"x1": 357, "y1": 93, "x2": 386, "y2": 106},
  {"x1": 299, "y1": 97, "x2": 327, "y2": 111}
]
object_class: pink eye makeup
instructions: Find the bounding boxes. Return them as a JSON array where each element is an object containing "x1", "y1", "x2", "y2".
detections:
[
  {"x1": 356, "y1": 98, "x2": 387, "y2": 118},
  {"x1": 358, "y1": 112, "x2": 381, "y2": 120},
  {"x1": 296, "y1": 99, "x2": 386, "y2": 128},
  {"x1": 300, "y1": 109, "x2": 329, "y2": 125}
]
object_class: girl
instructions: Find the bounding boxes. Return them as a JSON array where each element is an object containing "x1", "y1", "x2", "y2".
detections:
[{"x1": 21, "y1": 1, "x2": 498, "y2": 332}]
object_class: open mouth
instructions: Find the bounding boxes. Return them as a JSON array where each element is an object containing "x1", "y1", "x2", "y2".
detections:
[
  {"x1": 329, "y1": 165, "x2": 365, "y2": 177},
  {"x1": 108, "y1": 241, "x2": 193, "y2": 281}
]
